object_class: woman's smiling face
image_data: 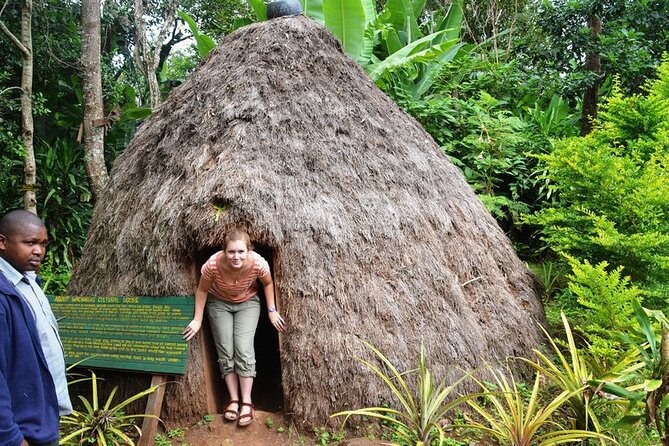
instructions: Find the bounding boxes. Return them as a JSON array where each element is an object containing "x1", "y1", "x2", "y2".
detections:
[{"x1": 225, "y1": 239, "x2": 248, "y2": 269}]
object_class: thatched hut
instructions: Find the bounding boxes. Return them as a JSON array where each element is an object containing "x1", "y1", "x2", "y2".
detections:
[{"x1": 69, "y1": 16, "x2": 545, "y2": 427}]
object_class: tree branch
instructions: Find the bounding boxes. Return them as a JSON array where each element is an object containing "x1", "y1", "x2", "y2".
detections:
[
  {"x1": 0, "y1": 0, "x2": 9, "y2": 18},
  {"x1": 0, "y1": 20, "x2": 30, "y2": 58},
  {"x1": 0, "y1": 86, "x2": 23, "y2": 97},
  {"x1": 151, "y1": 0, "x2": 179, "y2": 72}
]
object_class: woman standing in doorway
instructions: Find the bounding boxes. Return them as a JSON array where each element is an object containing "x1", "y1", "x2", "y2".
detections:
[{"x1": 183, "y1": 230, "x2": 285, "y2": 427}]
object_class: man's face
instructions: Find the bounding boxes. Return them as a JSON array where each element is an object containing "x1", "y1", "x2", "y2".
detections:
[{"x1": 0, "y1": 223, "x2": 48, "y2": 273}]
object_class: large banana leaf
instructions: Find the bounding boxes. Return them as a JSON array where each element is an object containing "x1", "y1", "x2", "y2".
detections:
[
  {"x1": 367, "y1": 29, "x2": 454, "y2": 80},
  {"x1": 385, "y1": 0, "x2": 422, "y2": 44},
  {"x1": 177, "y1": 10, "x2": 217, "y2": 58},
  {"x1": 383, "y1": 26, "x2": 403, "y2": 56},
  {"x1": 405, "y1": 0, "x2": 465, "y2": 98},
  {"x1": 411, "y1": 0, "x2": 426, "y2": 22},
  {"x1": 408, "y1": 42, "x2": 468, "y2": 98},
  {"x1": 437, "y1": 0, "x2": 462, "y2": 41},
  {"x1": 356, "y1": 9, "x2": 393, "y2": 66},
  {"x1": 247, "y1": 0, "x2": 267, "y2": 21},
  {"x1": 322, "y1": 0, "x2": 376, "y2": 61},
  {"x1": 301, "y1": 0, "x2": 324, "y2": 23}
]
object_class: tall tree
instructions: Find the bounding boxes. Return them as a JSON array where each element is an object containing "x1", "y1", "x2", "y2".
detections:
[
  {"x1": 81, "y1": 0, "x2": 109, "y2": 200},
  {"x1": 461, "y1": 0, "x2": 527, "y2": 62},
  {"x1": 514, "y1": 0, "x2": 669, "y2": 105},
  {"x1": 0, "y1": 0, "x2": 36, "y2": 213},
  {"x1": 133, "y1": 0, "x2": 180, "y2": 109},
  {"x1": 580, "y1": 8, "x2": 601, "y2": 136}
]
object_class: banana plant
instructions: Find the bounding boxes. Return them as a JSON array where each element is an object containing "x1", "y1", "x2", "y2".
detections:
[
  {"x1": 322, "y1": 0, "x2": 376, "y2": 62},
  {"x1": 177, "y1": 10, "x2": 217, "y2": 58},
  {"x1": 250, "y1": 0, "x2": 467, "y2": 99}
]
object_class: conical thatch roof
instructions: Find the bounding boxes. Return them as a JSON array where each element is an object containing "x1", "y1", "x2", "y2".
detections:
[{"x1": 69, "y1": 16, "x2": 544, "y2": 427}]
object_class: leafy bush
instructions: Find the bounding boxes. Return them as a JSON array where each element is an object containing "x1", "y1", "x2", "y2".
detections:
[
  {"x1": 394, "y1": 51, "x2": 580, "y2": 245},
  {"x1": 39, "y1": 251, "x2": 72, "y2": 295},
  {"x1": 558, "y1": 256, "x2": 643, "y2": 360},
  {"x1": 0, "y1": 140, "x2": 23, "y2": 212},
  {"x1": 592, "y1": 300, "x2": 669, "y2": 446},
  {"x1": 36, "y1": 138, "x2": 93, "y2": 268},
  {"x1": 525, "y1": 58, "x2": 669, "y2": 299},
  {"x1": 402, "y1": 90, "x2": 551, "y2": 237}
]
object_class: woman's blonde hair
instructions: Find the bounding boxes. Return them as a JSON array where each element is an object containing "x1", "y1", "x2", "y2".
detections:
[{"x1": 224, "y1": 230, "x2": 253, "y2": 251}]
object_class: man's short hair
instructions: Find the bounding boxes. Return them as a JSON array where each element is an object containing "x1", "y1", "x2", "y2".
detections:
[{"x1": 0, "y1": 210, "x2": 45, "y2": 238}]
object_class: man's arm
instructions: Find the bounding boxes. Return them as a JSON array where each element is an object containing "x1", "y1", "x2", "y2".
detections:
[{"x1": 0, "y1": 309, "x2": 26, "y2": 446}]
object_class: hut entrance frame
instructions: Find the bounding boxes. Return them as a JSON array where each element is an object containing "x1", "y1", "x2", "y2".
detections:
[{"x1": 192, "y1": 245, "x2": 283, "y2": 414}]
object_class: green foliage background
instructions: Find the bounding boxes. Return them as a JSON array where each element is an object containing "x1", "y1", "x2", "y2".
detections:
[
  {"x1": 1, "y1": 1, "x2": 669, "y2": 443},
  {"x1": 526, "y1": 60, "x2": 669, "y2": 299}
]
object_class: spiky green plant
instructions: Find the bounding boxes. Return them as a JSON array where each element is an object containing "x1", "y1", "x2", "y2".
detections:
[
  {"x1": 466, "y1": 367, "x2": 614, "y2": 446},
  {"x1": 592, "y1": 300, "x2": 669, "y2": 445},
  {"x1": 60, "y1": 371, "x2": 160, "y2": 446},
  {"x1": 525, "y1": 311, "x2": 641, "y2": 432},
  {"x1": 331, "y1": 338, "x2": 474, "y2": 446}
]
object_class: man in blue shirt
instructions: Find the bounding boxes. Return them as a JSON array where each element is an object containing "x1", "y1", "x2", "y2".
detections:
[{"x1": 0, "y1": 210, "x2": 72, "y2": 446}]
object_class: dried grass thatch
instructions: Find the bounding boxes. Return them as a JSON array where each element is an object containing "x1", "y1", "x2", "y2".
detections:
[{"x1": 69, "y1": 16, "x2": 545, "y2": 428}]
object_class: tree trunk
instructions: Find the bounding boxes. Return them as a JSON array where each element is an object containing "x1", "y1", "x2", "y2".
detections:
[
  {"x1": 0, "y1": 0, "x2": 36, "y2": 213},
  {"x1": 19, "y1": 0, "x2": 36, "y2": 213},
  {"x1": 1, "y1": 1, "x2": 37, "y2": 213},
  {"x1": 580, "y1": 12, "x2": 601, "y2": 136},
  {"x1": 81, "y1": 0, "x2": 110, "y2": 201},
  {"x1": 133, "y1": 0, "x2": 179, "y2": 109}
]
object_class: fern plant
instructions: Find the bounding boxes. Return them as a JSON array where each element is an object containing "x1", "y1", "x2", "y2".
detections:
[{"x1": 560, "y1": 256, "x2": 643, "y2": 361}]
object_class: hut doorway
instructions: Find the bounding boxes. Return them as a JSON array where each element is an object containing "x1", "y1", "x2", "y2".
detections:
[
  {"x1": 194, "y1": 245, "x2": 284, "y2": 414},
  {"x1": 253, "y1": 245, "x2": 283, "y2": 411}
]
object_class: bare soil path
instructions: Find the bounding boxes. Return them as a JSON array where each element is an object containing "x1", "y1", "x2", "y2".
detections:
[{"x1": 162, "y1": 410, "x2": 388, "y2": 446}]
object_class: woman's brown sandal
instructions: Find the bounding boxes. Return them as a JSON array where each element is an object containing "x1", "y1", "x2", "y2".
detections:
[
  {"x1": 237, "y1": 402, "x2": 254, "y2": 427},
  {"x1": 224, "y1": 400, "x2": 239, "y2": 421}
]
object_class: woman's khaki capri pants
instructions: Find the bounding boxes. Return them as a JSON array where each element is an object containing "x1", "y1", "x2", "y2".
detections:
[{"x1": 206, "y1": 295, "x2": 261, "y2": 378}]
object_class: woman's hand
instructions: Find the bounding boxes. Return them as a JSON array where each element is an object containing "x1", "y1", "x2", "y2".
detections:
[
  {"x1": 183, "y1": 319, "x2": 202, "y2": 341},
  {"x1": 269, "y1": 311, "x2": 285, "y2": 332}
]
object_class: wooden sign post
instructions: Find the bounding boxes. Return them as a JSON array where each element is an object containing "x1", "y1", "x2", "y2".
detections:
[{"x1": 48, "y1": 295, "x2": 194, "y2": 445}]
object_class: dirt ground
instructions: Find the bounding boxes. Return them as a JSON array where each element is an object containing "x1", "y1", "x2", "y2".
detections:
[{"x1": 160, "y1": 410, "x2": 389, "y2": 446}]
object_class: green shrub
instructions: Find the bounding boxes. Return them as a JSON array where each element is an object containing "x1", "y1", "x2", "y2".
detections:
[
  {"x1": 39, "y1": 251, "x2": 72, "y2": 295},
  {"x1": 402, "y1": 91, "x2": 550, "y2": 234},
  {"x1": 1, "y1": 137, "x2": 92, "y2": 292},
  {"x1": 560, "y1": 256, "x2": 643, "y2": 360},
  {"x1": 37, "y1": 138, "x2": 93, "y2": 268},
  {"x1": 525, "y1": 58, "x2": 669, "y2": 299},
  {"x1": 395, "y1": 52, "x2": 581, "y2": 245},
  {"x1": 60, "y1": 371, "x2": 160, "y2": 446},
  {"x1": 591, "y1": 300, "x2": 669, "y2": 446},
  {"x1": 466, "y1": 366, "x2": 612, "y2": 446}
]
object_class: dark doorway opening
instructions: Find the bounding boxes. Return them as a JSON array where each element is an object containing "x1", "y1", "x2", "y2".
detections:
[
  {"x1": 253, "y1": 245, "x2": 283, "y2": 411},
  {"x1": 195, "y1": 244, "x2": 283, "y2": 413}
]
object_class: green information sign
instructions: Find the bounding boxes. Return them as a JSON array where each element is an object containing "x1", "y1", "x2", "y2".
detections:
[{"x1": 48, "y1": 295, "x2": 194, "y2": 375}]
